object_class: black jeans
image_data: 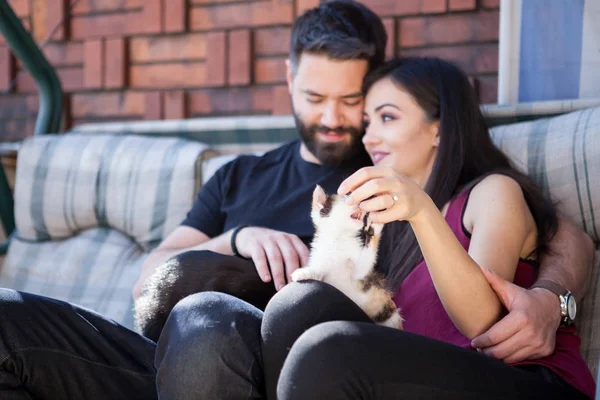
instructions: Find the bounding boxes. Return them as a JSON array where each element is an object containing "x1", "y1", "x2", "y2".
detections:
[{"x1": 0, "y1": 251, "x2": 591, "y2": 399}]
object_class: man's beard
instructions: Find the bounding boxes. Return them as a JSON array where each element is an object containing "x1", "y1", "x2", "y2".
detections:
[{"x1": 293, "y1": 113, "x2": 364, "y2": 167}]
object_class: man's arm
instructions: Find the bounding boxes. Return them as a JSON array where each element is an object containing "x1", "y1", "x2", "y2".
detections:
[
  {"x1": 471, "y1": 217, "x2": 596, "y2": 363},
  {"x1": 535, "y1": 217, "x2": 595, "y2": 301},
  {"x1": 132, "y1": 226, "x2": 235, "y2": 300}
]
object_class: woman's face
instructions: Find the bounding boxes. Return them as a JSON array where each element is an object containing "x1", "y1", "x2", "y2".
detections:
[{"x1": 362, "y1": 77, "x2": 440, "y2": 188}]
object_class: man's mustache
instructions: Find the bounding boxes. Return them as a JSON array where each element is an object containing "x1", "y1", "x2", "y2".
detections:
[{"x1": 313, "y1": 125, "x2": 362, "y2": 135}]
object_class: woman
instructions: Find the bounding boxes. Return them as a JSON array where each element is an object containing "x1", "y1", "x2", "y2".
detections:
[{"x1": 262, "y1": 57, "x2": 596, "y2": 399}]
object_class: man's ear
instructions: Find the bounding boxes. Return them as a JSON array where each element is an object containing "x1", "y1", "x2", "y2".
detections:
[{"x1": 285, "y1": 59, "x2": 293, "y2": 95}]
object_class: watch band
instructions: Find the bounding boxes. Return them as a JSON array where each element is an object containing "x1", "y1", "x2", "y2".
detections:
[
  {"x1": 529, "y1": 279, "x2": 568, "y2": 296},
  {"x1": 230, "y1": 225, "x2": 251, "y2": 260}
]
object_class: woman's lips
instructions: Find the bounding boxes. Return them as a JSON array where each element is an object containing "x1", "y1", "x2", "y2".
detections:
[{"x1": 371, "y1": 151, "x2": 389, "y2": 164}]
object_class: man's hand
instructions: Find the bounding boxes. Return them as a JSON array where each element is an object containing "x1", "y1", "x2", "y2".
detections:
[
  {"x1": 470, "y1": 267, "x2": 561, "y2": 363},
  {"x1": 235, "y1": 227, "x2": 310, "y2": 291}
]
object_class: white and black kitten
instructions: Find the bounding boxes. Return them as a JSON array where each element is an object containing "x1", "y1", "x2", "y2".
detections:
[{"x1": 292, "y1": 185, "x2": 403, "y2": 329}]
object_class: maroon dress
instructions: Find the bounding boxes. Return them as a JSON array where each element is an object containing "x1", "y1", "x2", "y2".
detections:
[{"x1": 393, "y1": 189, "x2": 596, "y2": 399}]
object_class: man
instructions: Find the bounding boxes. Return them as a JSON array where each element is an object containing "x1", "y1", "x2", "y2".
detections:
[{"x1": 0, "y1": 1, "x2": 594, "y2": 399}]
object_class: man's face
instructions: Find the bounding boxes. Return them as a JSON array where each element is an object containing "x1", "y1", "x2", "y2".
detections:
[{"x1": 287, "y1": 53, "x2": 369, "y2": 166}]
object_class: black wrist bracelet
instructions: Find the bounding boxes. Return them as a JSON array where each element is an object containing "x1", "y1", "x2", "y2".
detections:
[{"x1": 231, "y1": 225, "x2": 251, "y2": 260}]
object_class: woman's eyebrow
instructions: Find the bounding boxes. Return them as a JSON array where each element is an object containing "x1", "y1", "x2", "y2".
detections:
[{"x1": 374, "y1": 103, "x2": 401, "y2": 112}]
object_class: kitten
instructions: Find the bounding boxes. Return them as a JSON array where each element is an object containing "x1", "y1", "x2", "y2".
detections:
[{"x1": 291, "y1": 185, "x2": 403, "y2": 329}]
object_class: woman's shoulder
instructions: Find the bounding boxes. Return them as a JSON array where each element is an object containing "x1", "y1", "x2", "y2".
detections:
[{"x1": 463, "y1": 173, "x2": 533, "y2": 232}]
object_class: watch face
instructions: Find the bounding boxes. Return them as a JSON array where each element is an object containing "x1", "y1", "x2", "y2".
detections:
[{"x1": 567, "y1": 296, "x2": 577, "y2": 320}]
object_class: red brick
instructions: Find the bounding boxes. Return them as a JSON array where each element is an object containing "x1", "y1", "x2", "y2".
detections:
[
  {"x1": 191, "y1": 0, "x2": 242, "y2": 3},
  {"x1": 43, "y1": 42, "x2": 83, "y2": 66},
  {"x1": 145, "y1": 92, "x2": 164, "y2": 120},
  {"x1": 0, "y1": 95, "x2": 38, "y2": 118},
  {"x1": 190, "y1": 1, "x2": 293, "y2": 31},
  {"x1": 71, "y1": 13, "x2": 142, "y2": 38},
  {"x1": 104, "y1": 38, "x2": 127, "y2": 89},
  {"x1": 254, "y1": 27, "x2": 290, "y2": 56},
  {"x1": 0, "y1": 47, "x2": 15, "y2": 92},
  {"x1": 130, "y1": 34, "x2": 206, "y2": 63},
  {"x1": 478, "y1": 75, "x2": 498, "y2": 104},
  {"x1": 71, "y1": 92, "x2": 145, "y2": 118},
  {"x1": 450, "y1": 0, "x2": 476, "y2": 10},
  {"x1": 383, "y1": 18, "x2": 396, "y2": 60},
  {"x1": 164, "y1": 0, "x2": 186, "y2": 32},
  {"x1": 0, "y1": 119, "x2": 36, "y2": 142},
  {"x1": 130, "y1": 63, "x2": 207, "y2": 88},
  {"x1": 31, "y1": 0, "x2": 46, "y2": 42},
  {"x1": 360, "y1": 0, "x2": 445, "y2": 17},
  {"x1": 254, "y1": 58, "x2": 287, "y2": 84},
  {"x1": 164, "y1": 91, "x2": 187, "y2": 119},
  {"x1": 8, "y1": 0, "x2": 30, "y2": 17},
  {"x1": 399, "y1": 12, "x2": 499, "y2": 48},
  {"x1": 46, "y1": 0, "x2": 67, "y2": 40},
  {"x1": 83, "y1": 39, "x2": 104, "y2": 89},
  {"x1": 228, "y1": 30, "x2": 252, "y2": 86},
  {"x1": 400, "y1": 44, "x2": 498, "y2": 74},
  {"x1": 189, "y1": 87, "x2": 273, "y2": 115},
  {"x1": 205, "y1": 32, "x2": 227, "y2": 86},
  {"x1": 72, "y1": 0, "x2": 142, "y2": 14},
  {"x1": 295, "y1": 0, "x2": 318, "y2": 17},
  {"x1": 481, "y1": 0, "x2": 500, "y2": 9},
  {"x1": 272, "y1": 85, "x2": 291, "y2": 115},
  {"x1": 18, "y1": 67, "x2": 84, "y2": 92},
  {"x1": 142, "y1": 0, "x2": 163, "y2": 33}
]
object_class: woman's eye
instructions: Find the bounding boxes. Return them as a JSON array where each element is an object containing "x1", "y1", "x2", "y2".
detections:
[
  {"x1": 381, "y1": 114, "x2": 396, "y2": 122},
  {"x1": 362, "y1": 120, "x2": 370, "y2": 128}
]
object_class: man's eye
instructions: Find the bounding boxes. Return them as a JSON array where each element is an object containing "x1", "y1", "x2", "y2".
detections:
[
  {"x1": 344, "y1": 100, "x2": 362, "y2": 107},
  {"x1": 307, "y1": 97, "x2": 323, "y2": 104}
]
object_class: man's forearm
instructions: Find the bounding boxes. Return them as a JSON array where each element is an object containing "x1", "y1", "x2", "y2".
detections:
[
  {"x1": 133, "y1": 230, "x2": 234, "y2": 299},
  {"x1": 536, "y1": 217, "x2": 595, "y2": 301}
]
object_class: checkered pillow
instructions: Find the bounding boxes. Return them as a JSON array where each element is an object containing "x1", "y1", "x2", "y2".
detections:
[
  {"x1": 490, "y1": 106, "x2": 600, "y2": 377},
  {"x1": 3, "y1": 134, "x2": 209, "y2": 328}
]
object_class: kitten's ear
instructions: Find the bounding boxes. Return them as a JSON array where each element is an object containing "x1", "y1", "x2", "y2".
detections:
[{"x1": 312, "y1": 185, "x2": 327, "y2": 211}]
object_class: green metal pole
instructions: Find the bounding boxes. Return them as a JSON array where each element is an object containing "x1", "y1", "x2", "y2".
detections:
[
  {"x1": 0, "y1": 0, "x2": 63, "y2": 135},
  {"x1": 0, "y1": 1, "x2": 65, "y2": 253}
]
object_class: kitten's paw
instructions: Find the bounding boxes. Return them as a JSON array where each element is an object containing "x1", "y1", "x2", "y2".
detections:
[
  {"x1": 381, "y1": 310, "x2": 404, "y2": 330},
  {"x1": 291, "y1": 268, "x2": 324, "y2": 282}
]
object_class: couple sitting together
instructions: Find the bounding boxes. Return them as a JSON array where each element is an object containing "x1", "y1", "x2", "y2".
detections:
[{"x1": 0, "y1": 0, "x2": 596, "y2": 399}]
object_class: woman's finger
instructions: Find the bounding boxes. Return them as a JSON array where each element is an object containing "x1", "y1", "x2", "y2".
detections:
[
  {"x1": 347, "y1": 177, "x2": 397, "y2": 205},
  {"x1": 356, "y1": 194, "x2": 395, "y2": 212},
  {"x1": 337, "y1": 166, "x2": 391, "y2": 195}
]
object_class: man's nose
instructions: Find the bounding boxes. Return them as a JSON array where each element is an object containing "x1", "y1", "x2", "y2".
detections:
[{"x1": 320, "y1": 103, "x2": 343, "y2": 128}]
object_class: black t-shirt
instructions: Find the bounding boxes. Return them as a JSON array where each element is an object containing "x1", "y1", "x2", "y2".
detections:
[{"x1": 181, "y1": 140, "x2": 371, "y2": 245}]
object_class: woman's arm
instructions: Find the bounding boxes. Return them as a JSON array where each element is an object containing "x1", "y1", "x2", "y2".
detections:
[{"x1": 409, "y1": 174, "x2": 537, "y2": 339}]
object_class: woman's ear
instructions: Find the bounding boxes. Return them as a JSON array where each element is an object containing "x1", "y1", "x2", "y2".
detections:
[{"x1": 430, "y1": 121, "x2": 441, "y2": 147}]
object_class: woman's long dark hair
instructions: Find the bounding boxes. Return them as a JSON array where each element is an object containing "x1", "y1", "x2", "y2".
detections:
[{"x1": 363, "y1": 57, "x2": 559, "y2": 292}]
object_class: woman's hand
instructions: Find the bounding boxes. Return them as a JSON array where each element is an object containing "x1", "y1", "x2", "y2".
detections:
[{"x1": 338, "y1": 166, "x2": 431, "y2": 224}]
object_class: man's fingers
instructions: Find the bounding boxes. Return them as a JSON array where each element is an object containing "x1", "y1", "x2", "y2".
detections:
[
  {"x1": 502, "y1": 347, "x2": 543, "y2": 364},
  {"x1": 251, "y1": 247, "x2": 271, "y2": 283},
  {"x1": 277, "y1": 236, "x2": 301, "y2": 284},
  {"x1": 480, "y1": 267, "x2": 516, "y2": 307},
  {"x1": 289, "y1": 235, "x2": 310, "y2": 267},
  {"x1": 478, "y1": 330, "x2": 525, "y2": 360},
  {"x1": 471, "y1": 313, "x2": 522, "y2": 349},
  {"x1": 264, "y1": 242, "x2": 286, "y2": 291}
]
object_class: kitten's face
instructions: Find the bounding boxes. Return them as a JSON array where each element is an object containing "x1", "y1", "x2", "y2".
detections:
[{"x1": 311, "y1": 185, "x2": 383, "y2": 243}]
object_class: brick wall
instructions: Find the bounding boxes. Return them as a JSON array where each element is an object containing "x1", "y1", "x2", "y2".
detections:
[{"x1": 0, "y1": 0, "x2": 500, "y2": 142}]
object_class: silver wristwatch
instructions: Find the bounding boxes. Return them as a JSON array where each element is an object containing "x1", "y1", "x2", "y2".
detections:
[{"x1": 530, "y1": 279, "x2": 577, "y2": 326}]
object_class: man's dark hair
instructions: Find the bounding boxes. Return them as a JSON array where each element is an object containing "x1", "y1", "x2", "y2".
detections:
[{"x1": 289, "y1": 0, "x2": 387, "y2": 74}]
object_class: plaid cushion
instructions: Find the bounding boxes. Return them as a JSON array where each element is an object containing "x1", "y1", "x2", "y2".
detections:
[
  {"x1": 490, "y1": 106, "x2": 600, "y2": 242},
  {"x1": 14, "y1": 134, "x2": 210, "y2": 251},
  {"x1": 3, "y1": 134, "x2": 209, "y2": 329},
  {"x1": 490, "y1": 106, "x2": 600, "y2": 376},
  {"x1": 1, "y1": 228, "x2": 144, "y2": 328}
]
